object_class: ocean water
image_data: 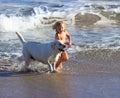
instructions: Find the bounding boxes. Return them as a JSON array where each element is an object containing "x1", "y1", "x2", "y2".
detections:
[{"x1": 0, "y1": 0, "x2": 120, "y2": 72}]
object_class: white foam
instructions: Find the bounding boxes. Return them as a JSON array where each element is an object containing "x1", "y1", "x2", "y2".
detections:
[
  {"x1": 0, "y1": 9, "x2": 75, "y2": 32},
  {"x1": 94, "y1": 13, "x2": 116, "y2": 27},
  {"x1": 0, "y1": 14, "x2": 36, "y2": 32},
  {"x1": 0, "y1": 0, "x2": 119, "y2": 32}
]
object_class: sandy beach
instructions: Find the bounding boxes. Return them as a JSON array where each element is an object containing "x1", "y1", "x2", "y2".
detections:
[
  {"x1": 0, "y1": 71, "x2": 120, "y2": 98},
  {"x1": 0, "y1": 53, "x2": 120, "y2": 98}
]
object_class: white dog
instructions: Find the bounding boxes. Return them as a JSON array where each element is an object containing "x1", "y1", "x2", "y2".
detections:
[{"x1": 16, "y1": 32, "x2": 66, "y2": 72}]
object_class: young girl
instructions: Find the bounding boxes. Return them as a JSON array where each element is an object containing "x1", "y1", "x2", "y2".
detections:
[{"x1": 52, "y1": 21, "x2": 72, "y2": 72}]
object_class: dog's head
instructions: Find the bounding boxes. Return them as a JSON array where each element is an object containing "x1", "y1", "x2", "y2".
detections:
[{"x1": 51, "y1": 40, "x2": 66, "y2": 52}]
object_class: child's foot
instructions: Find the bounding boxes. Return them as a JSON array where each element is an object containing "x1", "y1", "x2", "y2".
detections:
[
  {"x1": 59, "y1": 65, "x2": 63, "y2": 69},
  {"x1": 53, "y1": 69, "x2": 61, "y2": 73}
]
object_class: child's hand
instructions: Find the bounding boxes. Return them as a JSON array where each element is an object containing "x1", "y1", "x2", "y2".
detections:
[{"x1": 65, "y1": 42, "x2": 72, "y2": 46}]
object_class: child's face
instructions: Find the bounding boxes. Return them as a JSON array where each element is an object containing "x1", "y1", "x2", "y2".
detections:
[{"x1": 56, "y1": 24, "x2": 65, "y2": 33}]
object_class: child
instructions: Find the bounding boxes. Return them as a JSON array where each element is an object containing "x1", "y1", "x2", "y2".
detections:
[{"x1": 52, "y1": 21, "x2": 72, "y2": 72}]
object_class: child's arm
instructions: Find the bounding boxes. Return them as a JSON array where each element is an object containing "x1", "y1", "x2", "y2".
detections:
[
  {"x1": 65, "y1": 31, "x2": 72, "y2": 46},
  {"x1": 55, "y1": 33, "x2": 58, "y2": 40}
]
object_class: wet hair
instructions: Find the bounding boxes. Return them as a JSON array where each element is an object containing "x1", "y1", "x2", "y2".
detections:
[{"x1": 52, "y1": 21, "x2": 65, "y2": 30}]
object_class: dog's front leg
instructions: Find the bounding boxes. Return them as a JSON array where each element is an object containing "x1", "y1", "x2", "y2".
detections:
[
  {"x1": 53, "y1": 54, "x2": 61, "y2": 71},
  {"x1": 47, "y1": 61, "x2": 54, "y2": 72},
  {"x1": 53, "y1": 61, "x2": 57, "y2": 71}
]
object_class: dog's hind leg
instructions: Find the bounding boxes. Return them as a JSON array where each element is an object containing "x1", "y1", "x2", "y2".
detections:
[
  {"x1": 23, "y1": 52, "x2": 30, "y2": 71},
  {"x1": 22, "y1": 61, "x2": 29, "y2": 71}
]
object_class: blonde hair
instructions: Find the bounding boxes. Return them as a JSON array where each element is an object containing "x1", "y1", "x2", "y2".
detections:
[{"x1": 52, "y1": 21, "x2": 65, "y2": 30}]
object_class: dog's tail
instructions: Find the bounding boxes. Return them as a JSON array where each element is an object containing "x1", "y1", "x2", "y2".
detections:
[{"x1": 16, "y1": 32, "x2": 26, "y2": 44}]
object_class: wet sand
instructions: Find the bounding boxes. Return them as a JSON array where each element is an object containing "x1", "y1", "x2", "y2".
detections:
[
  {"x1": 0, "y1": 53, "x2": 120, "y2": 98},
  {"x1": 0, "y1": 71, "x2": 120, "y2": 98}
]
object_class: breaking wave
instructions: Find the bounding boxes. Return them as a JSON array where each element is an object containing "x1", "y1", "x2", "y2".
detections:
[{"x1": 0, "y1": 1, "x2": 119, "y2": 32}]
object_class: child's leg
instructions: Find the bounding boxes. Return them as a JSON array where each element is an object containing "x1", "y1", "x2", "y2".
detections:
[
  {"x1": 55, "y1": 51, "x2": 69, "y2": 69},
  {"x1": 61, "y1": 51, "x2": 69, "y2": 61}
]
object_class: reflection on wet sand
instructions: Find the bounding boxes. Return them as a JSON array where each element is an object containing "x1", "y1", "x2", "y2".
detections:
[
  {"x1": 1, "y1": 71, "x2": 120, "y2": 98},
  {"x1": 0, "y1": 72, "x2": 72, "y2": 98}
]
